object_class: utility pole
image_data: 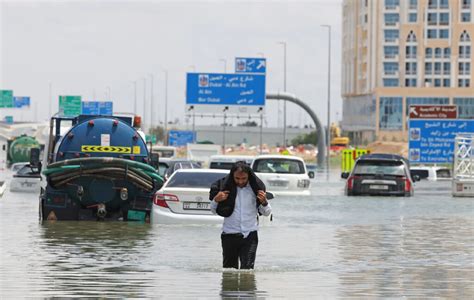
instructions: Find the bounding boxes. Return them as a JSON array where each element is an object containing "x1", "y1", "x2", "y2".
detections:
[
  {"x1": 322, "y1": 25, "x2": 332, "y2": 170},
  {"x1": 150, "y1": 74, "x2": 154, "y2": 131},
  {"x1": 143, "y1": 77, "x2": 147, "y2": 132},
  {"x1": 164, "y1": 70, "x2": 168, "y2": 145},
  {"x1": 278, "y1": 41, "x2": 287, "y2": 146}
]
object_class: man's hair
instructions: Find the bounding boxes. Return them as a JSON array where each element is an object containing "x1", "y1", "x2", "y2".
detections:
[{"x1": 230, "y1": 160, "x2": 252, "y2": 176}]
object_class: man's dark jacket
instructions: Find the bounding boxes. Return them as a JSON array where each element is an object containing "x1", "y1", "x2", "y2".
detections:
[{"x1": 209, "y1": 169, "x2": 266, "y2": 217}]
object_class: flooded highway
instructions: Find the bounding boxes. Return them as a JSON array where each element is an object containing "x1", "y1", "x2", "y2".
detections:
[{"x1": 0, "y1": 170, "x2": 473, "y2": 298}]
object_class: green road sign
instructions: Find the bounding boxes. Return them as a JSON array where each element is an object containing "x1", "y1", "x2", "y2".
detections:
[
  {"x1": 0, "y1": 90, "x2": 14, "y2": 108},
  {"x1": 59, "y1": 95, "x2": 82, "y2": 116},
  {"x1": 145, "y1": 135, "x2": 157, "y2": 144}
]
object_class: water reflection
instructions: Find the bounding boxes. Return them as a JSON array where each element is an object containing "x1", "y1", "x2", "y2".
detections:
[
  {"x1": 37, "y1": 222, "x2": 154, "y2": 297},
  {"x1": 335, "y1": 217, "x2": 474, "y2": 298},
  {"x1": 220, "y1": 271, "x2": 267, "y2": 299}
]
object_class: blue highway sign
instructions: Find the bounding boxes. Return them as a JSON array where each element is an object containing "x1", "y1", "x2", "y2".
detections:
[
  {"x1": 168, "y1": 130, "x2": 196, "y2": 147},
  {"x1": 235, "y1": 58, "x2": 266, "y2": 74},
  {"x1": 82, "y1": 101, "x2": 113, "y2": 115},
  {"x1": 13, "y1": 96, "x2": 30, "y2": 108},
  {"x1": 409, "y1": 119, "x2": 474, "y2": 163},
  {"x1": 186, "y1": 73, "x2": 265, "y2": 106}
]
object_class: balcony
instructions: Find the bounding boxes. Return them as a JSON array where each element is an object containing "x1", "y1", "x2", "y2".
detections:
[
  {"x1": 384, "y1": 54, "x2": 399, "y2": 60},
  {"x1": 383, "y1": 70, "x2": 399, "y2": 77},
  {"x1": 459, "y1": 70, "x2": 471, "y2": 75},
  {"x1": 406, "y1": 54, "x2": 417, "y2": 59},
  {"x1": 383, "y1": 22, "x2": 400, "y2": 27},
  {"x1": 406, "y1": 70, "x2": 417, "y2": 75},
  {"x1": 443, "y1": 70, "x2": 451, "y2": 75},
  {"x1": 459, "y1": 54, "x2": 471, "y2": 59},
  {"x1": 384, "y1": 38, "x2": 399, "y2": 44},
  {"x1": 462, "y1": 4, "x2": 471, "y2": 10}
]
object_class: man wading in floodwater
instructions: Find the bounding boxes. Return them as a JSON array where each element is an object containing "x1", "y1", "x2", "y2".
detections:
[{"x1": 209, "y1": 161, "x2": 272, "y2": 269}]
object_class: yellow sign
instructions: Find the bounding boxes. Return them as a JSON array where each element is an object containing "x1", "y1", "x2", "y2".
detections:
[
  {"x1": 133, "y1": 146, "x2": 141, "y2": 154},
  {"x1": 81, "y1": 145, "x2": 131, "y2": 153},
  {"x1": 341, "y1": 148, "x2": 370, "y2": 173}
]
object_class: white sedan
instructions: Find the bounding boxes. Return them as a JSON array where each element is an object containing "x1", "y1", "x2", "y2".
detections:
[{"x1": 151, "y1": 169, "x2": 229, "y2": 224}]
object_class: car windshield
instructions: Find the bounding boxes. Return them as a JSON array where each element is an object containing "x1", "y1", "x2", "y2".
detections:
[
  {"x1": 253, "y1": 158, "x2": 305, "y2": 174},
  {"x1": 354, "y1": 160, "x2": 406, "y2": 176},
  {"x1": 166, "y1": 172, "x2": 227, "y2": 188},
  {"x1": 209, "y1": 162, "x2": 235, "y2": 170}
]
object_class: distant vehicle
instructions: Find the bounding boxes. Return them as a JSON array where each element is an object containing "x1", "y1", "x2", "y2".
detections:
[
  {"x1": 151, "y1": 169, "x2": 228, "y2": 224},
  {"x1": 251, "y1": 155, "x2": 311, "y2": 196},
  {"x1": 152, "y1": 168, "x2": 274, "y2": 224},
  {"x1": 10, "y1": 164, "x2": 42, "y2": 193},
  {"x1": 341, "y1": 153, "x2": 419, "y2": 196},
  {"x1": 209, "y1": 155, "x2": 254, "y2": 170},
  {"x1": 151, "y1": 145, "x2": 177, "y2": 159},
  {"x1": 163, "y1": 159, "x2": 202, "y2": 181},
  {"x1": 10, "y1": 162, "x2": 30, "y2": 173},
  {"x1": 410, "y1": 166, "x2": 452, "y2": 181}
]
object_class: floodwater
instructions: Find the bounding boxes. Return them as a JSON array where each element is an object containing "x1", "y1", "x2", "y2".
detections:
[{"x1": 0, "y1": 170, "x2": 473, "y2": 298}]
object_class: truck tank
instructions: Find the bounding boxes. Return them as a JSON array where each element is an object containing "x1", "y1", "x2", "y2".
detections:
[
  {"x1": 39, "y1": 115, "x2": 163, "y2": 222},
  {"x1": 7, "y1": 135, "x2": 40, "y2": 166}
]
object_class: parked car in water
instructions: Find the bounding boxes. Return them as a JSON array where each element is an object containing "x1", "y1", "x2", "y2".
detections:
[
  {"x1": 341, "y1": 153, "x2": 419, "y2": 196},
  {"x1": 10, "y1": 162, "x2": 30, "y2": 173},
  {"x1": 410, "y1": 165, "x2": 452, "y2": 181},
  {"x1": 151, "y1": 168, "x2": 274, "y2": 224},
  {"x1": 209, "y1": 155, "x2": 254, "y2": 170},
  {"x1": 251, "y1": 155, "x2": 311, "y2": 196},
  {"x1": 10, "y1": 164, "x2": 42, "y2": 193}
]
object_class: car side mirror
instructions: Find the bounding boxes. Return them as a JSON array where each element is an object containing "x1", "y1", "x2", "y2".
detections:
[
  {"x1": 266, "y1": 191, "x2": 275, "y2": 200},
  {"x1": 308, "y1": 171, "x2": 315, "y2": 179},
  {"x1": 413, "y1": 175, "x2": 420, "y2": 182},
  {"x1": 341, "y1": 172, "x2": 349, "y2": 179}
]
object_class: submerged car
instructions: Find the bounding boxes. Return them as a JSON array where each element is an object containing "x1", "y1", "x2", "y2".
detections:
[
  {"x1": 162, "y1": 159, "x2": 202, "y2": 181},
  {"x1": 342, "y1": 153, "x2": 419, "y2": 196},
  {"x1": 152, "y1": 168, "x2": 274, "y2": 224},
  {"x1": 10, "y1": 164, "x2": 42, "y2": 193},
  {"x1": 152, "y1": 169, "x2": 228, "y2": 224},
  {"x1": 410, "y1": 165, "x2": 452, "y2": 181},
  {"x1": 251, "y1": 155, "x2": 311, "y2": 196}
]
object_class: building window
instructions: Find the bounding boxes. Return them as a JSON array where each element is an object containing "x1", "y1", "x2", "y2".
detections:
[
  {"x1": 435, "y1": 47, "x2": 442, "y2": 58},
  {"x1": 428, "y1": 29, "x2": 437, "y2": 39},
  {"x1": 380, "y1": 97, "x2": 402, "y2": 130},
  {"x1": 425, "y1": 62, "x2": 433, "y2": 74},
  {"x1": 460, "y1": 31, "x2": 471, "y2": 42},
  {"x1": 458, "y1": 78, "x2": 471, "y2": 87},
  {"x1": 439, "y1": 13, "x2": 449, "y2": 25},
  {"x1": 434, "y1": 79, "x2": 441, "y2": 87},
  {"x1": 462, "y1": 0, "x2": 471, "y2": 9},
  {"x1": 459, "y1": 62, "x2": 471, "y2": 75},
  {"x1": 444, "y1": 47, "x2": 451, "y2": 58},
  {"x1": 384, "y1": 29, "x2": 399, "y2": 42},
  {"x1": 384, "y1": 62, "x2": 399, "y2": 74},
  {"x1": 384, "y1": 46, "x2": 399, "y2": 58},
  {"x1": 409, "y1": 0, "x2": 417, "y2": 9},
  {"x1": 434, "y1": 62, "x2": 442, "y2": 74},
  {"x1": 443, "y1": 79, "x2": 451, "y2": 87},
  {"x1": 443, "y1": 62, "x2": 451, "y2": 74},
  {"x1": 439, "y1": 0, "x2": 449, "y2": 8},
  {"x1": 454, "y1": 98, "x2": 474, "y2": 119},
  {"x1": 383, "y1": 79, "x2": 399, "y2": 87},
  {"x1": 385, "y1": 0, "x2": 399, "y2": 8},
  {"x1": 439, "y1": 29, "x2": 449, "y2": 39},
  {"x1": 459, "y1": 45, "x2": 471, "y2": 58},
  {"x1": 406, "y1": 62, "x2": 417, "y2": 74},
  {"x1": 428, "y1": 0, "x2": 437, "y2": 9},
  {"x1": 409, "y1": 13, "x2": 417, "y2": 22},
  {"x1": 405, "y1": 78, "x2": 417, "y2": 87},
  {"x1": 425, "y1": 47, "x2": 433, "y2": 58},
  {"x1": 407, "y1": 31, "x2": 417, "y2": 42},
  {"x1": 461, "y1": 12, "x2": 471, "y2": 22},
  {"x1": 428, "y1": 13, "x2": 437, "y2": 25},
  {"x1": 384, "y1": 13, "x2": 399, "y2": 25},
  {"x1": 406, "y1": 45, "x2": 417, "y2": 58}
]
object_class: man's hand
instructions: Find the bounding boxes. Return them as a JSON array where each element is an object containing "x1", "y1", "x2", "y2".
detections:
[
  {"x1": 257, "y1": 190, "x2": 267, "y2": 206},
  {"x1": 214, "y1": 191, "x2": 230, "y2": 202}
]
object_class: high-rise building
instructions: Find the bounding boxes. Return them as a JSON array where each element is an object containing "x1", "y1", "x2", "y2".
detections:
[{"x1": 342, "y1": 0, "x2": 474, "y2": 144}]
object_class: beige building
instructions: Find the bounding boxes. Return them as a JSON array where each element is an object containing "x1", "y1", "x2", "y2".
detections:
[{"x1": 342, "y1": 0, "x2": 474, "y2": 144}]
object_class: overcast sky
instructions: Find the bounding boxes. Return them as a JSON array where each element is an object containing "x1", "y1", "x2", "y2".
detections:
[{"x1": 1, "y1": 0, "x2": 342, "y2": 129}]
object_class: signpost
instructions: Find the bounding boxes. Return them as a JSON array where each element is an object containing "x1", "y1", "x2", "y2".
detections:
[
  {"x1": 408, "y1": 105, "x2": 474, "y2": 164},
  {"x1": 168, "y1": 130, "x2": 196, "y2": 146},
  {"x1": 59, "y1": 96, "x2": 82, "y2": 117},
  {"x1": 235, "y1": 58, "x2": 266, "y2": 74},
  {"x1": 0, "y1": 90, "x2": 13, "y2": 108},
  {"x1": 186, "y1": 73, "x2": 265, "y2": 113},
  {"x1": 13, "y1": 96, "x2": 31, "y2": 108},
  {"x1": 82, "y1": 101, "x2": 113, "y2": 115}
]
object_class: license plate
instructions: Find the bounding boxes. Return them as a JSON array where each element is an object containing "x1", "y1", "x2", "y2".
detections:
[
  {"x1": 183, "y1": 202, "x2": 210, "y2": 210},
  {"x1": 369, "y1": 185, "x2": 388, "y2": 190},
  {"x1": 269, "y1": 181, "x2": 287, "y2": 187}
]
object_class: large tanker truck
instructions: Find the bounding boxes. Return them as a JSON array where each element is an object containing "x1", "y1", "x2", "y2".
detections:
[{"x1": 38, "y1": 115, "x2": 163, "y2": 222}]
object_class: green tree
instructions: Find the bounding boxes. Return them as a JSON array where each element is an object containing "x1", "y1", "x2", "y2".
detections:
[{"x1": 291, "y1": 130, "x2": 318, "y2": 146}]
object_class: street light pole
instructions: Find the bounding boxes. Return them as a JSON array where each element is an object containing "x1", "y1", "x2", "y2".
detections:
[
  {"x1": 222, "y1": 106, "x2": 228, "y2": 154},
  {"x1": 164, "y1": 70, "x2": 168, "y2": 145},
  {"x1": 278, "y1": 41, "x2": 287, "y2": 146},
  {"x1": 321, "y1": 25, "x2": 332, "y2": 169},
  {"x1": 150, "y1": 74, "x2": 154, "y2": 130},
  {"x1": 143, "y1": 77, "x2": 147, "y2": 131},
  {"x1": 219, "y1": 59, "x2": 227, "y2": 73}
]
